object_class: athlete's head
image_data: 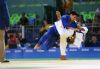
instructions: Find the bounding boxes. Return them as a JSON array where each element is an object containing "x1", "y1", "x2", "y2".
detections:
[{"x1": 70, "y1": 11, "x2": 79, "y2": 21}]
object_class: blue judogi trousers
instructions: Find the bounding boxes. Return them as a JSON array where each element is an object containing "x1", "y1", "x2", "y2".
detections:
[{"x1": 38, "y1": 26, "x2": 59, "y2": 50}]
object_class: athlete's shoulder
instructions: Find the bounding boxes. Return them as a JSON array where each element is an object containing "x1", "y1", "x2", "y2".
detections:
[{"x1": 61, "y1": 15, "x2": 70, "y2": 20}]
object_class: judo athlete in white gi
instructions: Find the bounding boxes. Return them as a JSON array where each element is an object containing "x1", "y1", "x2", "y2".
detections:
[
  {"x1": 69, "y1": 26, "x2": 88, "y2": 48},
  {"x1": 34, "y1": 11, "x2": 84, "y2": 60}
]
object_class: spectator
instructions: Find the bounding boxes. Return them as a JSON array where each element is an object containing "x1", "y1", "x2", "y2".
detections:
[
  {"x1": 85, "y1": 35, "x2": 100, "y2": 47},
  {"x1": 18, "y1": 12, "x2": 29, "y2": 43},
  {"x1": 18, "y1": 12, "x2": 29, "y2": 26},
  {"x1": 8, "y1": 34, "x2": 20, "y2": 49},
  {"x1": 62, "y1": 0, "x2": 73, "y2": 15},
  {"x1": 40, "y1": 20, "x2": 52, "y2": 37},
  {"x1": 93, "y1": 8, "x2": 100, "y2": 23},
  {"x1": 56, "y1": 0, "x2": 73, "y2": 15},
  {"x1": 78, "y1": 15, "x2": 85, "y2": 23},
  {"x1": 92, "y1": 8, "x2": 100, "y2": 33},
  {"x1": 86, "y1": 19, "x2": 92, "y2": 23}
]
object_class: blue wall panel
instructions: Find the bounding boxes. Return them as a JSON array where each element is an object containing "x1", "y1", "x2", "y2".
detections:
[{"x1": 6, "y1": 48, "x2": 100, "y2": 59}]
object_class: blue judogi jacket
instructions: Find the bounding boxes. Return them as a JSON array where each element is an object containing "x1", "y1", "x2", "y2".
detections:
[
  {"x1": 53, "y1": 15, "x2": 78, "y2": 34},
  {"x1": 61, "y1": 15, "x2": 77, "y2": 28}
]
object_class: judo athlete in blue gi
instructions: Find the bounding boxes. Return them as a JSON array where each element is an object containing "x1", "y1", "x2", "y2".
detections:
[{"x1": 34, "y1": 11, "x2": 80, "y2": 60}]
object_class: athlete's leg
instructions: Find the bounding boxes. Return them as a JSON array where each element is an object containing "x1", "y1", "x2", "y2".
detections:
[
  {"x1": 34, "y1": 26, "x2": 57, "y2": 49},
  {"x1": 0, "y1": 30, "x2": 5, "y2": 62},
  {"x1": 40, "y1": 34, "x2": 58, "y2": 50},
  {"x1": 0, "y1": 30, "x2": 9, "y2": 63},
  {"x1": 59, "y1": 29, "x2": 74, "y2": 60},
  {"x1": 59, "y1": 33, "x2": 68, "y2": 60}
]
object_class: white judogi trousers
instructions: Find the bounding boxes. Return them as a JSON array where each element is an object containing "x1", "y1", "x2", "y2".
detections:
[
  {"x1": 60, "y1": 29, "x2": 74, "y2": 55},
  {"x1": 55, "y1": 20, "x2": 74, "y2": 56}
]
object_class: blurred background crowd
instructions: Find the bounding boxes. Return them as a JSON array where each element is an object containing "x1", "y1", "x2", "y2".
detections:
[{"x1": 0, "y1": 0, "x2": 100, "y2": 49}]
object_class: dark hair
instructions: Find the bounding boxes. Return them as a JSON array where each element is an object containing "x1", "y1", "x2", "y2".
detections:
[
  {"x1": 9, "y1": 34, "x2": 14, "y2": 38},
  {"x1": 70, "y1": 11, "x2": 79, "y2": 16}
]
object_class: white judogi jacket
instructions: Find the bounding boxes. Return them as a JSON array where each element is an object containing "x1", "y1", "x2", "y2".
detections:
[{"x1": 72, "y1": 27, "x2": 88, "y2": 48}]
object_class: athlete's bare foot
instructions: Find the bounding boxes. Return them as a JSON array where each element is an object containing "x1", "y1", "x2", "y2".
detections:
[
  {"x1": 60, "y1": 55, "x2": 67, "y2": 60},
  {"x1": 34, "y1": 43, "x2": 40, "y2": 49}
]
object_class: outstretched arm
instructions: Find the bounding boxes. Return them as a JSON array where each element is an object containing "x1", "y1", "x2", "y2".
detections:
[{"x1": 56, "y1": 11, "x2": 61, "y2": 20}]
